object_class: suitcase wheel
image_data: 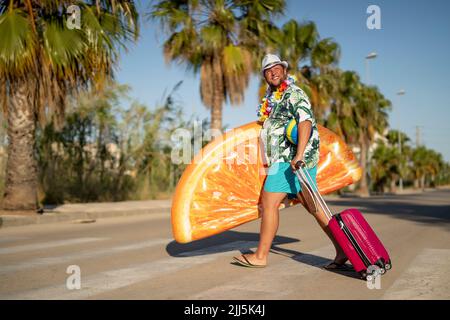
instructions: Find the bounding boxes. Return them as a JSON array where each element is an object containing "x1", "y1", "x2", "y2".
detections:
[
  {"x1": 361, "y1": 267, "x2": 382, "y2": 281},
  {"x1": 385, "y1": 260, "x2": 392, "y2": 271},
  {"x1": 360, "y1": 270, "x2": 375, "y2": 281},
  {"x1": 375, "y1": 258, "x2": 386, "y2": 270}
]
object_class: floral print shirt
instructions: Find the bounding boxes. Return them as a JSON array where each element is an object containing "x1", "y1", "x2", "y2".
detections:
[{"x1": 260, "y1": 83, "x2": 320, "y2": 169}]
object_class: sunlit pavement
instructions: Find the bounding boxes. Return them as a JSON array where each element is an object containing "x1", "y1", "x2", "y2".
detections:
[{"x1": 0, "y1": 189, "x2": 449, "y2": 300}]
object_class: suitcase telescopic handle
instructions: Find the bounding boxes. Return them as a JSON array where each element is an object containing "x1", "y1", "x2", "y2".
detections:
[{"x1": 294, "y1": 161, "x2": 334, "y2": 221}]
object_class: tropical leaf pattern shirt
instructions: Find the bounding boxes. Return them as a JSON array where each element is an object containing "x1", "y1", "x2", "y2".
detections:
[{"x1": 260, "y1": 84, "x2": 320, "y2": 169}]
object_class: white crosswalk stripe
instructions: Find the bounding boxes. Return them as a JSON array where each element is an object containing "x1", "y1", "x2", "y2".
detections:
[
  {"x1": 191, "y1": 245, "x2": 336, "y2": 299},
  {"x1": 3, "y1": 240, "x2": 262, "y2": 300},
  {"x1": 0, "y1": 238, "x2": 107, "y2": 255},
  {"x1": 13, "y1": 239, "x2": 449, "y2": 300},
  {"x1": 0, "y1": 237, "x2": 29, "y2": 244},
  {"x1": 0, "y1": 238, "x2": 171, "y2": 275},
  {"x1": 382, "y1": 248, "x2": 450, "y2": 300}
]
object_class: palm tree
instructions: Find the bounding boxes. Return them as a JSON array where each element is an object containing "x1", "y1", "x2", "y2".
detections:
[
  {"x1": 296, "y1": 23, "x2": 341, "y2": 114},
  {"x1": 370, "y1": 143, "x2": 400, "y2": 193},
  {"x1": 237, "y1": 0, "x2": 285, "y2": 71},
  {"x1": 278, "y1": 20, "x2": 319, "y2": 75},
  {"x1": 307, "y1": 66, "x2": 340, "y2": 122},
  {"x1": 325, "y1": 71, "x2": 391, "y2": 195},
  {"x1": 386, "y1": 129, "x2": 411, "y2": 188},
  {"x1": 355, "y1": 85, "x2": 391, "y2": 195},
  {"x1": 149, "y1": 0, "x2": 285, "y2": 131},
  {"x1": 0, "y1": 0, "x2": 139, "y2": 210},
  {"x1": 386, "y1": 130, "x2": 410, "y2": 147},
  {"x1": 436, "y1": 162, "x2": 450, "y2": 186},
  {"x1": 325, "y1": 70, "x2": 360, "y2": 143},
  {"x1": 411, "y1": 146, "x2": 431, "y2": 189},
  {"x1": 412, "y1": 146, "x2": 445, "y2": 189}
]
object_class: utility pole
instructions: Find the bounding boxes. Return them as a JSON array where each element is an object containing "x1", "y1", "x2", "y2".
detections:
[
  {"x1": 397, "y1": 90, "x2": 405, "y2": 192},
  {"x1": 364, "y1": 52, "x2": 378, "y2": 194},
  {"x1": 398, "y1": 130, "x2": 402, "y2": 189},
  {"x1": 416, "y1": 126, "x2": 421, "y2": 147}
]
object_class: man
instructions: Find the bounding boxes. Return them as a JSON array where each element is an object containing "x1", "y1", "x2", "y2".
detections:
[{"x1": 233, "y1": 54, "x2": 349, "y2": 270}]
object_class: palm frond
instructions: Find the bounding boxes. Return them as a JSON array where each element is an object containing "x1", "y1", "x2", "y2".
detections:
[{"x1": 0, "y1": 8, "x2": 36, "y2": 78}]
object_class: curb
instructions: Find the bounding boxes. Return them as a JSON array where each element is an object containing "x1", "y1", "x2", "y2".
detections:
[{"x1": 0, "y1": 207, "x2": 171, "y2": 229}]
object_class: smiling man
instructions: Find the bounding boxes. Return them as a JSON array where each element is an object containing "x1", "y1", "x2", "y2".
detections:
[{"x1": 233, "y1": 54, "x2": 349, "y2": 271}]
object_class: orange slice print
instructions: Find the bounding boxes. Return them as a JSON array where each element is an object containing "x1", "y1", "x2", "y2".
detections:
[{"x1": 171, "y1": 121, "x2": 361, "y2": 243}]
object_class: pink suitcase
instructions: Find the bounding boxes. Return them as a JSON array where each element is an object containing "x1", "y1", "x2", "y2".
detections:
[{"x1": 294, "y1": 163, "x2": 392, "y2": 280}]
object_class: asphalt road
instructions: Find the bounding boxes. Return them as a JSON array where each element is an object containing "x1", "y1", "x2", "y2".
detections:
[{"x1": 1, "y1": 189, "x2": 449, "y2": 300}]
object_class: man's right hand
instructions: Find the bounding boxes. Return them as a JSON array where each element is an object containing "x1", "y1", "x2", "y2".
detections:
[{"x1": 291, "y1": 158, "x2": 306, "y2": 171}]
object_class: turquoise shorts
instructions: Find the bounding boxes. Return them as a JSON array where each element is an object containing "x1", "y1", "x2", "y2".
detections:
[{"x1": 263, "y1": 162, "x2": 317, "y2": 199}]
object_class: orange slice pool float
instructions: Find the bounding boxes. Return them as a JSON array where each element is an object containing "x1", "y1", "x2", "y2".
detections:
[{"x1": 171, "y1": 121, "x2": 362, "y2": 243}]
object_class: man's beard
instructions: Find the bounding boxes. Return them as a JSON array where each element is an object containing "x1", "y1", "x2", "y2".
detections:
[{"x1": 268, "y1": 74, "x2": 287, "y2": 90}]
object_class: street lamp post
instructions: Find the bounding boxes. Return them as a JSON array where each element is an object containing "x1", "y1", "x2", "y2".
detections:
[
  {"x1": 397, "y1": 89, "x2": 406, "y2": 192},
  {"x1": 365, "y1": 52, "x2": 377, "y2": 84}
]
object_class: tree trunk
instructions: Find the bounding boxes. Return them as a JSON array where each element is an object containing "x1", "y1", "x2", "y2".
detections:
[
  {"x1": 210, "y1": 103, "x2": 222, "y2": 132},
  {"x1": 420, "y1": 175, "x2": 425, "y2": 190},
  {"x1": 389, "y1": 178, "x2": 397, "y2": 193},
  {"x1": 210, "y1": 53, "x2": 224, "y2": 132},
  {"x1": 2, "y1": 81, "x2": 38, "y2": 210},
  {"x1": 357, "y1": 136, "x2": 370, "y2": 196}
]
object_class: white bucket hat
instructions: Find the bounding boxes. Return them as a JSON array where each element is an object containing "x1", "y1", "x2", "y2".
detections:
[{"x1": 261, "y1": 54, "x2": 288, "y2": 75}]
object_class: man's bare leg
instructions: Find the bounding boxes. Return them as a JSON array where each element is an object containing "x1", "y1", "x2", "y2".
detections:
[
  {"x1": 298, "y1": 192, "x2": 347, "y2": 264},
  {"x1": 236, "y1": 190, "x2": 287, "y2": 266}
]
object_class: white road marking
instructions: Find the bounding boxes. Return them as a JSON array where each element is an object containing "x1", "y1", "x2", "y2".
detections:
[
  {"x1": 0, "y1": 238, "x2": 171, "y2": 275},
  {"x1": 0, "y1": 238, "x2": 107, "y2": 255},
  {"x1": 3, "y1": 240, "x2": 263, "y2": 299},
  {"x1": 382, "y1": 248, "x2": 450, "y2": 300},
  {"x1": 191, "y1": 245, "x2": 336, "y2": 299},
  {"x1": 0, "y1": 237, "x2": 29, "y2": 244}
]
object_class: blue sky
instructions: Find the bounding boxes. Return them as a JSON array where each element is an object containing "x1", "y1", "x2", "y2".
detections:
[{"x1": 116, "y1": 0, "x2": 450, "y2": 161}]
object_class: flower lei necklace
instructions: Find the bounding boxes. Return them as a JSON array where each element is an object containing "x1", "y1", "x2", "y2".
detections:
[{"x1": 257, "y1": 75, "x2": 297, "y2": 123}]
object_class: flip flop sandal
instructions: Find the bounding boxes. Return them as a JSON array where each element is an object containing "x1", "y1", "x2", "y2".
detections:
[{"x1": 232, "y1": 255, "x2": 266, "y2": 268}]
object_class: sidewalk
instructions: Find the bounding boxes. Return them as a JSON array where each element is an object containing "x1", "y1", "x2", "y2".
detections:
[
  {"x1": 0, "y1": 200, "x2": 172, "y2": 229},
  {"x1": 1, "y1": 186, "x2": 445, "y2": 229}
]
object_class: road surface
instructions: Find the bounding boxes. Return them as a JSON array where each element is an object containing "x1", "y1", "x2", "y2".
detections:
[{"x1": 1, "y1": 189, "x2": 449, "y2": 300}]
